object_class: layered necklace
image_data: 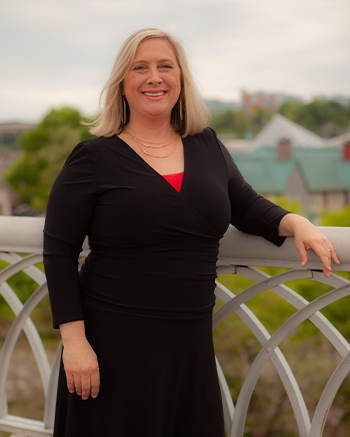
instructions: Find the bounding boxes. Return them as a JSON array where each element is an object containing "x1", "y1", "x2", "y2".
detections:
[{"x1": 124, "y1": 129, "x2": 179, "y2": 159}]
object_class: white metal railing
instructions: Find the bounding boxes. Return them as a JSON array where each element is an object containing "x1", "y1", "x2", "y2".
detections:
[{"x1": 0, "y1": 216, "x2": 349, "y2": 437}]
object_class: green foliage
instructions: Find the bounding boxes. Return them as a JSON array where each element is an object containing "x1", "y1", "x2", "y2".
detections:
[
  {"x1": 279, "y1": 99, "x2": 350, "y2": 138},
  {"x1": 210, "y1": 108, "x2": 272, "y2": 138},
  {"x1": 267, "y1": 196, "x2": 305, "y2": 216},
  {"x1": 4, "y1": 107, "x2": 95, "y2": 213},
  {"x1": 322, "y1": 207, "x2": 350, "y2": 227}
]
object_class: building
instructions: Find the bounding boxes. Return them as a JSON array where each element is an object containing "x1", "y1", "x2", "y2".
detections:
[
  {"x1": 228, "y1": 114, "x2": 350, "y2": 218},
  {"x1": 0, "y1": 122, "x2": 34, "y2": 148},
  {"x1": 241, "y1": 91, "x2": 301, "y2": 115}
]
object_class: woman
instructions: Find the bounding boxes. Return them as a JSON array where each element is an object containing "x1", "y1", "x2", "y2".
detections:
[{"x1": 44, "y1": 28, "x2": 339, "y2": 436}]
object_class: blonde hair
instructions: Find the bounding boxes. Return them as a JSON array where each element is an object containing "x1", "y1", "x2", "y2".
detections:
[{"x1": 88, "y1": 28, "x2": 210, "y2": 138}]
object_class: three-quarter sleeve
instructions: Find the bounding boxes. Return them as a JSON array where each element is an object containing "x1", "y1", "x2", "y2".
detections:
[
  {"x1": 214, "y1": 133, "x2": 290, "y2": 246},
  {"x1": 43, "y1": 143, "x2": 98, "y2": 328}
]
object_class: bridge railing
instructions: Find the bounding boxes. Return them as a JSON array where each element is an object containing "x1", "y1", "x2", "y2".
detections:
[{"x1": 0, "y1": 216, "x2": 349, "y2": 437}]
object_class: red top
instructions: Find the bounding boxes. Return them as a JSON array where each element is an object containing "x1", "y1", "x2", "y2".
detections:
[{"x1": 162, "y1": 172, "x2": 184, "y2": 192}]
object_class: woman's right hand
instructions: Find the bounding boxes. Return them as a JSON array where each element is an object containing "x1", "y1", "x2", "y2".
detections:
[{"x1": 59, "y1": 321, "x2": 100, "y2": 400}]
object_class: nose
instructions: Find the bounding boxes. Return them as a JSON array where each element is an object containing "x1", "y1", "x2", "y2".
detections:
[{"x1": 147, "y1": 66, "x2": 163, "y2": 84}]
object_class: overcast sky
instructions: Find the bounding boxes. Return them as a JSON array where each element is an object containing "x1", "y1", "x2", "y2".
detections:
[{"x1": 1, "y1": 0, "x2": 349, "y2": 122}]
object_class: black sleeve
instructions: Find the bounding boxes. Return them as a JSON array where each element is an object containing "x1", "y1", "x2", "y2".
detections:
[
  {"x1": 43, "y1": 143, "x2": 98, "y2": 328},
  {"x1": 213, "y1": 131, "x2": 290, "y2": 246}
]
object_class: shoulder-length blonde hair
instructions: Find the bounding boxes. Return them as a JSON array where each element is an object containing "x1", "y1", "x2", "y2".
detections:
[{"x1": 88, "y1": 28, "x2": 210, "y2": 138}]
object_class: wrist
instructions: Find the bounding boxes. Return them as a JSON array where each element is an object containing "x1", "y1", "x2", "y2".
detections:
[
  {"x1": 59, "y1": 320, "x2": 87, "y2": 345},
  {"x1": 278, "y1": 213, "x2": 309, "y2": 237}
]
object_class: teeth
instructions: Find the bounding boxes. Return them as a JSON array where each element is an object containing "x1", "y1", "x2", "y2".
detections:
[{"x1": 143, "y1": 92, "x2": 165, "y2": 97}]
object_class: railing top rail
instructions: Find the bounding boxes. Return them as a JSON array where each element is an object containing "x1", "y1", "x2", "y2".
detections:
[
  {"x1": 0, "y1": 216, "x2": 349, "y2": 271},
  {"x1": 0, "y1": 216, "x2": 87, "y2": 255},
  {"x1": 219, "y1": 225, "x2": 350, "y2": 272}
]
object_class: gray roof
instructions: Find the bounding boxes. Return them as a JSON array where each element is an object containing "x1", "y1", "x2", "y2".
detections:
[
  {"x1": 252, "y1": 113, "x2": 326, "y2": 149},
  {"x1": 325, "y1": 131, "x2": 350, "y2": 148}
]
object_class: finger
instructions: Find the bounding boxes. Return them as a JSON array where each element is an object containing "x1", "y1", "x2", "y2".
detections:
[
  {"x1": 81, "y1": 373, "x2": 92, "y2": 400},
  {"x1": 329, "y1": 246, "x2": 340, "y2": 265},
  {"x1": 315, "y1": 245, "x2": 332, "y2": 277},
  {"x1": 322, "y1": 262, "x2": 331, "y2": 277},
  {"x1": 318, "y1": 246, "x2": 331, "y2": 272},
  {"x1": 66, "y1": 372, "x2": 75, "y2": 394},
  {"x1": 90, "y1": 370, "x2": 100, "y2": 399},
  {"x1": 74, "y1": 375, "x2": 83, "y2": 397},
  {"x1": 295, "y1": 241, "x2": 308, "y2": 268}
]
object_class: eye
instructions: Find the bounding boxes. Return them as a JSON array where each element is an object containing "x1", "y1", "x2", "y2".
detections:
[
  {"x1": 133, "y1": 65, "x2": 146, "y2": 71},
  {"x1": 159, "y1": 64, "x2": 172, "y2": 70}
]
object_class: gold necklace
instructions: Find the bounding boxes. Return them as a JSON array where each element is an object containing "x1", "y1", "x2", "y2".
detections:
[
  {"x1": 123, "y1": 129, "x2": 176, "y2": 149},
  {"x1": 131, "y1": 134, "x2": 179, "y2": 158}
]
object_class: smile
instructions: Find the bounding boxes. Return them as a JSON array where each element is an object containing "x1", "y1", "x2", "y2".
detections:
[{"x1": 142, "y1": 91, "x2": 166, "y2": 97}]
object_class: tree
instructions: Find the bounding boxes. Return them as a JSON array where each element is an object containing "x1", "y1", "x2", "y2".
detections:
[
  {"x1": 5, "y1": 107, "x2": 95, "y2": 213},
  {"x1": 250, "y1": 107, "x2": 273, "y2": 135},
  {"x1": 279, "y1": 99, "x2": 350, "y2": 138},
  {"x1": 210, "y1": 108, "x2": 270, "y2": 138},
  {"x1": 210, "y1": 109, "x2": 237, "y2": 134}
]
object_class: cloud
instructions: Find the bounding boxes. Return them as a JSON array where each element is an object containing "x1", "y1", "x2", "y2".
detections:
[{"x1": 1, "y1": 0, "x2": 349, "y2": 121}]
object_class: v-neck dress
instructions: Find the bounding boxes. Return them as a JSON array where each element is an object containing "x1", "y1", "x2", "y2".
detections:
[{"x1": 43, "y1": 127, "x2": 288, "y2": 437}]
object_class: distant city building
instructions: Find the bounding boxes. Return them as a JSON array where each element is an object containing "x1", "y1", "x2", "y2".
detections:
[
  {"x1": 241, "y1": 91, "x2": 301, "y2": 115},
  {"x1": 0, "y1": 122, "x2": 34, "y2": 148}
]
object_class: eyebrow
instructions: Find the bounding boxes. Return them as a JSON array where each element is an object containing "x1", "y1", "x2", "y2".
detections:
[{"x1": 131, "y1": 58, "x2": 175, "y2": 66}]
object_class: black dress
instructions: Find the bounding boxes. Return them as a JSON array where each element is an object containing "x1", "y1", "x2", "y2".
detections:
[{"x1": 43, "y1": 128, "x2": 288, "y2": 436}]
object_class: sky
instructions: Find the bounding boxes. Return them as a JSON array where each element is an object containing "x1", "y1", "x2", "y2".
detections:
[{"x1": 1, "y1": 0, "x2": 350, "y2": 122}]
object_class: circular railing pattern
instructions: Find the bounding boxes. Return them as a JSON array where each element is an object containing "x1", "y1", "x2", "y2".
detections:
[
  {"x1": 0, "y1": 252, "x2": 60, "y2": 436},
  {"x1": 0, "y1": 217, "x2": 349, "y2": 437},
  {"x1": 214, "y1": 265, "x2": 350, "y2": 437}
]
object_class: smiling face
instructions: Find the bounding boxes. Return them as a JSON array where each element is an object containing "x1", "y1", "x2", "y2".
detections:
[{"x1": 122, "y1": 38, "x2": 182, "y2": 124}]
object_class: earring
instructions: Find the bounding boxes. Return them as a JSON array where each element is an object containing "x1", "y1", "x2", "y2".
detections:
[
  {"x1": 122, "y1": 96, "x2": 127, "y2": 124},
  {"x1": 179, "y1": 96, "x2": 183, "y2": 121}
]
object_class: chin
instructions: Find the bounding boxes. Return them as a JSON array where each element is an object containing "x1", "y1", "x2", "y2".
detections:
[{"x1": 145, "y1": 108, "x2": 173, "y2": 119}]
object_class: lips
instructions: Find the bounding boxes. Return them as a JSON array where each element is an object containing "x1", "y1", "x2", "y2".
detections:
[{"x1": 142, "y1": 91, "x2": 166, "y2": 97}]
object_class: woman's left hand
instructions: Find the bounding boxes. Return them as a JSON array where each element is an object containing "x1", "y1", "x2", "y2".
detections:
[{"x1": 278, "y1": 214, "x2": 340, "y2": 277}]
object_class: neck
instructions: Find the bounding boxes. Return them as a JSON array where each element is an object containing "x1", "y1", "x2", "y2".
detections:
[{"x1": 125, "y1": 116, "x2": 174, "y2": 141}]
